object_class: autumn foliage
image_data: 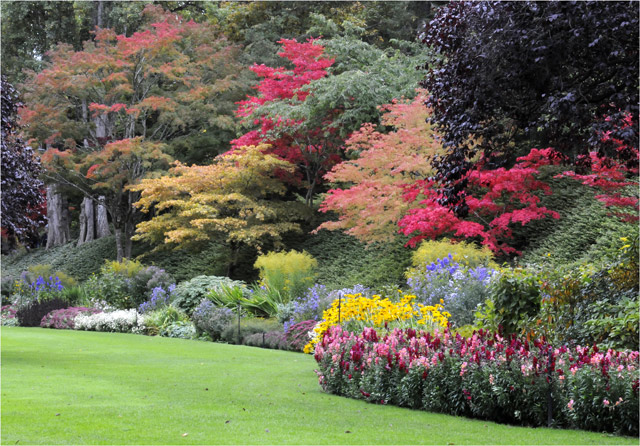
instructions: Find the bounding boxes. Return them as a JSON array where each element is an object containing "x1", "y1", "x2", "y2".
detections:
[
  {"x1": 18, "y1": 5, "x2": 244, "y2": 259},
  {"x1": 398, "y1": 148, "x2": 567, "y2": 255},
  {"x1": 131, "y1": 145, "x2": 308, "y2": 251},
  {"x1": 318, "y1": 91, "x2": 441, "y2": 242},
  {"x1": 558, "y1": 114, "x2": 639, "y2": 222},
  {"x1": 231, "y1": 38, "x2": 340, "y2": 204}
]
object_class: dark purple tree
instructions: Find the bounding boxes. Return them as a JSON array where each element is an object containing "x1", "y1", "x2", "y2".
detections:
[
  {"x1": 421, "y1": 1, "x2": 639, "y2": 214},
  {"x1": 1, "y1": 76, "x2": 45, "y2": 250}
]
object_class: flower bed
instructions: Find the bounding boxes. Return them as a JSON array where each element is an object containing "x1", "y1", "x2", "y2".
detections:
[
  {"x1": 74, "y1": 309, "x2": 143, "y2": 333},
  {"x1": 304, "y1": 293, "x2": 449, "y2": 353},
  {"x1": 41, "y1": 307, "x2": 103, "y2": 329},
  {"x1": 313, "y1": 326, "x2": 639, "y2": 435}
]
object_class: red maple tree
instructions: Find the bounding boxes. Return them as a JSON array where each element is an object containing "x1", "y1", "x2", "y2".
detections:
[
  {"x1": 399, "y1": 148, "x2": 565, "y2": 255},
  {"x1": 231, "y1": 38, "x2": 339, "y2": 205}
]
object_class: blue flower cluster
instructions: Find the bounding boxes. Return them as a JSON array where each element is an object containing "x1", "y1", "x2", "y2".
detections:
[
  {"x1": 407, "y1": 255, "x2": 495, "y2": 327},
  {"x1": 138, "y1": 284, "x2": 177, "y2": 314},
  {"x1": 424, "y1": 254, "x2": 459, "y2": 275},
  {"x1": 29, "y1": 275, "x2": 64, "y2": 299}
]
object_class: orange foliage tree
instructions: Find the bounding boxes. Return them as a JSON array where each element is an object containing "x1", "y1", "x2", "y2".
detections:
[
  {"x1": 317, "y1": 91, "x2": 443, "y2": 242},
  {"x1": 19, "y1": 5, "x2": 245, "y2": 259}
]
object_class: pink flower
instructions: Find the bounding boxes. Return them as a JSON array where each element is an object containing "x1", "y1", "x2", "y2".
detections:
[
  {"x1": 603, "y1": 399, "x2": 610, "y2": 407},
  {"x1": 489, "y1": 374, "x2": 495, "y2": 385},
  {"x1": 567, "y1": 399, "x2": 574, "y2": 410}
]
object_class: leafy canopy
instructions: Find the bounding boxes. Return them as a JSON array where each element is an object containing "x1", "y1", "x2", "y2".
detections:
[
  {"x1": 233, "y1": 35, "x2": 427, "y2": 205},
  {"x1": 421, "y1": 1, "x2": 639, "y2": 213},
  {"x1": 131, "y1": 145, "x2": 309, "y2": 251},
  {"x1": 317, "y1": 90, "x2": 441, "y2": 243},
  {"x1": 0, "y1": 76, "x2": 45, "y2": 246}
]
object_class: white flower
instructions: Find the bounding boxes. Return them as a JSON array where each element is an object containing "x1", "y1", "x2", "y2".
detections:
[{"x1": 73, "y1": 309, "x2": 141, "y2": 333}]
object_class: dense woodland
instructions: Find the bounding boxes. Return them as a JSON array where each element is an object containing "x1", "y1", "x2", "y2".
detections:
[{"x1": 2, "y1": 0, "x2": 636, "y2": 277}]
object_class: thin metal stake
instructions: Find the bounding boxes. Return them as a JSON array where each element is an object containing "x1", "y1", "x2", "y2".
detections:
[
  {"x1": 547, "y1": 348, "x2": 553, "y2": 427},
  {"x1": 237, "y1": 304, "x2": 241, "y2": 345}
]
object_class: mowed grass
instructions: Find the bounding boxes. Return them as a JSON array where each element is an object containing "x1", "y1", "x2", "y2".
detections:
[{"x1": 1, "y1": 327, "x2": 637, "y2": 445}]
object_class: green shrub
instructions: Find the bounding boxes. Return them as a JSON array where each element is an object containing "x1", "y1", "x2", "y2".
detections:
[
  {"x1": 480, "y1": 241, "x2": 639, "y2": 350},
  {"x1": 518, "y1": 175, "x2": 638, "y2": 266},
  {"x1": 171, "y1": 276, "x2": 249, "y2": 314},
  {"x1": 254, "y1": 250, "x2": 317, "y2": 302},
  {"x1": 2, "y1": 237, "x2": 118, "y2": 283},
  {"x1": 133, "y1": 241, "x2": 231, "y2": 283},
  {"x1": 160, "y1": 321, "x2": 196, "y2": 339},
  {"x1": 59, "y1": 285, "x2": 90, "y2": 307},
  {"x1": 244, "y1": 331, "x2": 289, "y2": 350},
  {"x1": 83, "y1": 272, "x2": 132, "y2": 309},
  {"x1": 141, "y1": 306, "x2": 189, "y2": 336},
  {"x1": 481, "y1": 267, "x2": 541, "y2": 336},
  {"x1": 295, "y1": 229, "x2": 413, "y2": 290},
  {"x1": 209, "y1": 284, "x2": 281, "y2": 318},
  {"x1": 220, "y1": 317, "x2": 282, "y2": 345},
  {"x1": 25, "y1": 264, "x2": 77, "y2": 289},
  {"x1": 83, "y1": 260, "x2": 175, "y2": 310},
  {"x1": 101, "y1": 259, "x2": 144, "y2": 278}
]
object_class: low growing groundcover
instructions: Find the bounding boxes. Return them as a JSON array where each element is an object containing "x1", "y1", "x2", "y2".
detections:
[{"x1": 1, "y1": 328, "x2": 636, "y2": 445}]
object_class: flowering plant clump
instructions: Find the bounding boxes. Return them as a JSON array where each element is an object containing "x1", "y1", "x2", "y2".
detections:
[
  {"x1": 27, "y1": 275, "x2": 65, "y2": 301},
  {"x1": 312, "y1": 326, "x2": 639, "y2": 435},
  {"x1": 138, "y1": 284, "x2": 177, "y2": 314},
  {"x1": 191, "y1": 299, "x2": 234, "y2": 341},
  {"x1": 1, "y1": 305, "x2": 18, "y2": 326},
  {"x1": 286, "y1": 320, "x2": 318, "y2": 352},
  {"x1": 407, "y1": 254, "x2": 495, "y2": 326},
  {"x1": 303, "y1": 293, "x2": 449, "y2": 354},
  {"x1": 41, "y1": 307, "x2": 102, "y2": 329},
  {"x1": 74, "y1": 309, "x2": 143, "y2": 333},
  {"x1": 281, "y1": 284, "x2": 371, "y2": 332}
]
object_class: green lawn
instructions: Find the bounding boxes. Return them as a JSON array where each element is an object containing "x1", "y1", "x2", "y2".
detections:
[{"x1": 1, "y1": 327, "x2": 636, "y2": 445}]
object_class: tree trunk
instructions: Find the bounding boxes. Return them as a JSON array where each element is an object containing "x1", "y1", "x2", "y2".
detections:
[
  {"x1": 124, "y1": 221, "x2": 134, "y2": 259},
  {"x1": 114, "y1": 226, "x2": 125, "y2": 262},
  {"x1": 96, "y1": 196, "x2": 111, "y2": 238},
  {"x1": 77, "y1": 197, "x2": 96, "y2": 246},
  {"x1": 77, "y1": 201, "x2": 87, "y2": 247},
  {"x1": 95, "y1": 114, "x2": 109, "y2": 139},
  {"x1": 46, "y1": 184, "x2": 70, "y2": 249},
  {"x1": 95, "y1": 0, "x2": 104, "y2": 28}
]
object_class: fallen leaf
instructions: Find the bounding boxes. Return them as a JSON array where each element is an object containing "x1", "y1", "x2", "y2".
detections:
[{"x1": 182, "y1": 433, "x2": 188, "y2": 437}]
